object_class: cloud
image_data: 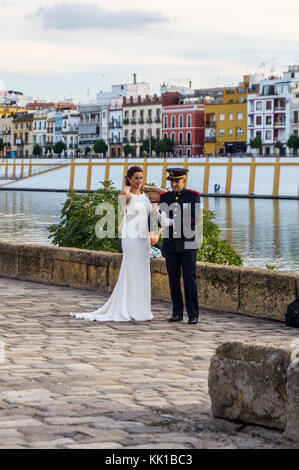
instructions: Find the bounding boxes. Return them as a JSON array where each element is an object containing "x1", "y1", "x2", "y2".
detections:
[{"x1": 31, "y1": 2, "x2": 170, "y2": 31}]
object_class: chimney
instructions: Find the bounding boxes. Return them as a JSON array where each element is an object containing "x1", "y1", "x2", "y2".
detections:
[{"x1": 133, "y1": 73, "x2": 137, "y2": 84}]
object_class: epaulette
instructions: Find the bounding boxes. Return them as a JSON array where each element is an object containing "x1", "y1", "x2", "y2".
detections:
[
  {"x1": 186, "y1": 189, "x2": 200, "y2": 195},
  {"x1": 160, "y1": 191, "x2": 170, "y2": 196}
]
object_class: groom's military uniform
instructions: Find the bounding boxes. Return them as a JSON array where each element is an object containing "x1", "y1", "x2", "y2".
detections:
[{"x1": 159, "y1": 168, "x2": 200, "y2": 324}]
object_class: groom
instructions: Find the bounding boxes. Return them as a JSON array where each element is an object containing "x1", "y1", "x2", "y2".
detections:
[{"x1": 159, "y1": 168, "x2": 200, "y2": 325}]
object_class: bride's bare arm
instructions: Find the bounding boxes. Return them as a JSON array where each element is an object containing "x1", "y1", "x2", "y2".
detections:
[
  {"x1": 143, "y1": 185, "x2": 167, "y2": 194},
  {"x1": 149, "y1": 227, "x2": 163, "y2": 245},
  {"x1": 120, "y1": 185, "x2": 131, "y2": 205}
]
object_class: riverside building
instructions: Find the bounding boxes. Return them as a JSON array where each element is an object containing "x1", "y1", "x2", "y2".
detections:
[
  {"x1": 204, "y1": 75, "x2": 258, "y2": 155},
  {"x1": 247, "y1": 65, "x2": 299, "y2": 156}
]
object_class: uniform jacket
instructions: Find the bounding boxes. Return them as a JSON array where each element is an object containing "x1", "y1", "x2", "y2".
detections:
[{"x1": 159, "y1": 188, "x2": 201, "y2": 253}]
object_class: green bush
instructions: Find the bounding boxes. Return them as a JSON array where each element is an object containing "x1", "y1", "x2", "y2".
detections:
[{"x1": 48, "y1": 181, "x2": 243, "y2": 266}]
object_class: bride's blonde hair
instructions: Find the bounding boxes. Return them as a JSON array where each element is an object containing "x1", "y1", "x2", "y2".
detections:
[{"x1": 125, "y1": 166, "x2": 143, "y2": 186}]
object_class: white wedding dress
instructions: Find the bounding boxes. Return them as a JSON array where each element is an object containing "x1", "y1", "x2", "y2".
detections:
[{"x1": 70, "y1": 192, "x2": 153, "y2": 322}]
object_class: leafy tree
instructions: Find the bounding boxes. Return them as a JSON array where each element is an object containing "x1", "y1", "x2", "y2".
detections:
[
  {"x1": 48, "y1": 183, "x2": 243, "y2": 267},
  {"x1": 154, "y1": 138, "x2": 174, "y2": 156},
  {"x1": 142, "y1": 137, "x2": 156, "y2": 154},
  {"x1": 53, "y1": 141, "x2": 66, "y2": 156},
  {"x1": 48, "y1": 180, "x2": 121, "y2": 253},
  {"x1": 0, "y1": 138, "x2": 4, "y2": 152},
  {"x1": 45, "y1": 142, "x2": 53, "y2": 155},
  {"x1": 123, "y1": 143, "x2": 133, "y2": 157},
  {"x1": 274, "y1": 140, "x2": 284, "y2": 155},
  {"x1": 33, "y1": 144, "x2": 42, "y2": 157},
  {"x1": 84, "y1": 146, "x2": 91, "y2": 157},
  {"x1": 197, "y1": 210, "x2": 243, "y2": 266},
  {"x1": 249, "y1": 136, "x2": 262, "y2": 155},
  {"x1": 94, "y1": 139, "x2": 108, "y2": 157},
  {"x1": 287, "y1": 134, "x2": 299, "y2": 155}
]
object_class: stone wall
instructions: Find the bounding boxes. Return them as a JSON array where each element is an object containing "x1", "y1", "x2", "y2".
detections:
[
  {"x1": 208, "y1": 338, "x2": 299, "y2": 441},
  {"x1": 0, "y1": 241, "x2": 299, "y2": 322}
]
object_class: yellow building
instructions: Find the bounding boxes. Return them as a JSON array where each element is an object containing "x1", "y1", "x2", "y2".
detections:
[
  {"x1": 11, "y1": 113, "x2": 34, "y2": 157},
  {"x1": 204, "y1": 76, "x2": 258, "y2": 155},
  {"x1": 0, "y1": 105, "x2": 27, "y2": 117}
]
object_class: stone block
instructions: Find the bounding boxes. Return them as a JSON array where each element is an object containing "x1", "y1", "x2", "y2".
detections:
[
  {"x1": 239, "y1": 269, "x2": 298, "y2": 321},
  {"x1": 0, "y1": 242, "x2": 19, "y2": 278},
  {"x1": 208, "y1": 338, "x2": 297, "y2": 430},
  {"x1": 107, "y1": 254, "x2": 122, "y2": 292},
  {"x1": 284, "y1": 356, "x2": 299, "y2": 441},
  {"x1": 18, "y1": 244, "x2": 53, "y2": 283},
  {"x1": 196, "y1": 262, "x2": 240, "y2": 313},
  {"x1": 52, "y1": 259, "x2": 87, "y2": 288},
  {"x1": 150, "y1": 259, "x2": 171, "y2": 301}
]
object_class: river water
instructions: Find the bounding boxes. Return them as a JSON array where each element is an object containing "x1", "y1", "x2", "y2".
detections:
[{"x1": 0, "y1": 190, "x2": 298, "y2": 273}]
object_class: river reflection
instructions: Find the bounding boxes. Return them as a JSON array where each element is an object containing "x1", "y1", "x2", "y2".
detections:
[
  {"x1": 0, "y1": 191, "x2": 298, "y2": 272},
  {"x1": 203, "y1": 197, "x2": 299, "y2": 272}
]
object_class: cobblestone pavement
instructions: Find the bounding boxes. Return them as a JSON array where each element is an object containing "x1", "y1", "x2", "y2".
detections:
[{"x1": 0, "y1": 277, "x2": 298, "y2": 449}]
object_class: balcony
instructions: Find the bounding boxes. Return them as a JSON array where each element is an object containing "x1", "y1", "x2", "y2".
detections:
[
  {"x1": 130, "y1": 136, "x2": 136, "y2": 143},
  {"x1": 205, "y1": 122, "x2": 216, "y2": 127},
  {"x1": 155, "y1": 117, "x2": 161, "y2": 123},
  {"x1": 123, "y1": 119, "x2": 129, "y2": 125},
  {"x1": 146, "y1": 118, "x2": 153, "y2": 124},
  {"x1": 274, "y1": 121, "x2": 286, "y2": 128},
  {"x1": 109, "y1": 121, "x2": 122, "y2": 128},
  {"x1": 205, "y1": 136, "x2": 216, "y2": 142},
  {"x1": 274, "y1": 107, "x2": 286, "y2": 112},
  {"x1": 138, "y1": 118, "x2": 144, "y2": 124}
]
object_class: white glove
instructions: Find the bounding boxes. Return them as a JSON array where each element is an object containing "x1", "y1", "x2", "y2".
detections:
[{"x1": 158, "y1": 211, "x2": 174, "y2": 228}]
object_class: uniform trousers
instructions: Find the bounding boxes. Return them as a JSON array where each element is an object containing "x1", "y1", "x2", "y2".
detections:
[{"x1": 165, "y1": 250, "x2": 199, "y2": 320}]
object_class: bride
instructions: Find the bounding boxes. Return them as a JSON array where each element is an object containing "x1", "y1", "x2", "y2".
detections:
[{"x1": 70, "y1": 166, "x2": 165, "y2": 322}]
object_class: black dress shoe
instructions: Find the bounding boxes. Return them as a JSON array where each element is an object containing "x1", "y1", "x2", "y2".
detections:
[
  {"x1": 168, "y1": 316, "x2": 183, "y2": 322},
  {"x1": 188, "y1": 317, "x2": 198, "y2": 324}
]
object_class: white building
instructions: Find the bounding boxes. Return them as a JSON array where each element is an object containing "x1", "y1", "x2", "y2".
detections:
[
  {"x1": 61, "y1": 110, "x2": 80, "y2": 158},
  {"x1": 109, "y1": 97, "x2": 123, "y2": 157},
  {"x1": 247, "y1": 65, "x2": 299, "y2": 156},
  {"x1": 97, "y1": 75, "x2": 150, "y2": 155}
]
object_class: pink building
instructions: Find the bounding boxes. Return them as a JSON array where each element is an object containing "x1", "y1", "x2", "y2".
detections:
[{"x1": 162, "y1": 92, "x2": 205, "y2": 156}]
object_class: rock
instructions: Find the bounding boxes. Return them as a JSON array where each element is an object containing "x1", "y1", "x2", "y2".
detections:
[{"x1": 208, "y1": 338, "x2": 297, "y2": 430}]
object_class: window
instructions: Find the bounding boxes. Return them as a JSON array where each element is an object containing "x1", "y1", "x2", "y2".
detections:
[
  {"x1": 228, "y1": 128, "x2": 233, "y2": 136},
  {"x1": 171, "y1": 132, "x2": 175, "y2": 143},
  {"x1": 229, "y1": 113, "x2": 233, "y2": 121},
  {"x1": 294, "y1": 111, "x2": 298, "y2": 124},
  {"x1": 178, "y1": 132, "x2": 183, "y2": 145},
  {"x1": 237, "y1": 112, "x2": 243, "y2": 120},
  {"x1": 186, "y1": 132, "x2": 191, "y2": 145},
  {"x1": 249, "y1": 101, "x2": 254, "y2": 112},
  {"x1": 266, "y1": 101, "x2": 272, "y2": 110},
  {"x1": 156, "y1": 128, "x2": 160, "y2": 139},
  {"x1": 265, "y1": 130, "x2": 272, "y2": 140},
  {"x1": 187, "y1": 115, "x2": 191, "y2": 127},
  {"x1": 219, "y1": 113, "x2": 225, "y2": 121},
  {"x1": 171, "y1": 116, "x2": 175, "y2": 128},
  {"x1": 163, "y1": 132, "x2": 168, "y2": 139},
  {"x1": 256, "y1": 131, "x2": 262, "y2": 138},
  {"x1": 266, "y1": 116, "x2": 272, "y2": 125},
  {"x1": 186, "y1": 148, "x2": 191, "y2": 156},
  {"x1": 163, "y1": 116, "x2": 168, "y2": 128},
  {"x1": 256, "y1": 116, "x2": 262, "y2": 126},
  {"x1": 237, "y1": 128, "x2": 243, "y2": 136},
  {"x1": 179, "y1": 115, "x2": 183, "y2": 128},
  {"x1": 256, "y1": 101, "x2": 262, "y2": 111},
  {"x1": 219, "y1": 128, "x2": 225, "y2": 136}
]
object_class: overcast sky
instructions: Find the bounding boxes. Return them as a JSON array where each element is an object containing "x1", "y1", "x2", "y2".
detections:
[{"x1": 1, "y1": 0, "x2": 299, "y2": 102}]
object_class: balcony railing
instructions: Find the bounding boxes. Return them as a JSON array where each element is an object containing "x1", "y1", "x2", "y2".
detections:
[
  {"x1": 205, "y1": 122, "x2": 216, "y2": 127},
  {"x1": 109, "y1": 121, "x2": 122, "y2": 128},
  {"x1": 155, "y1": 118, "x2": 161, "y2": 123},
  {"x1": 123, "y1": 119, "x2": 129, "y2": 125},
  {"x1": 138, "y1": 118, "x2": 144, "y2": 124},
  {"x1": 205, "y1": 136, "x2": 216, "y2": 142},
  {"x1": 130, "y1": 118, "x2": 137, "y2": 125}
]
